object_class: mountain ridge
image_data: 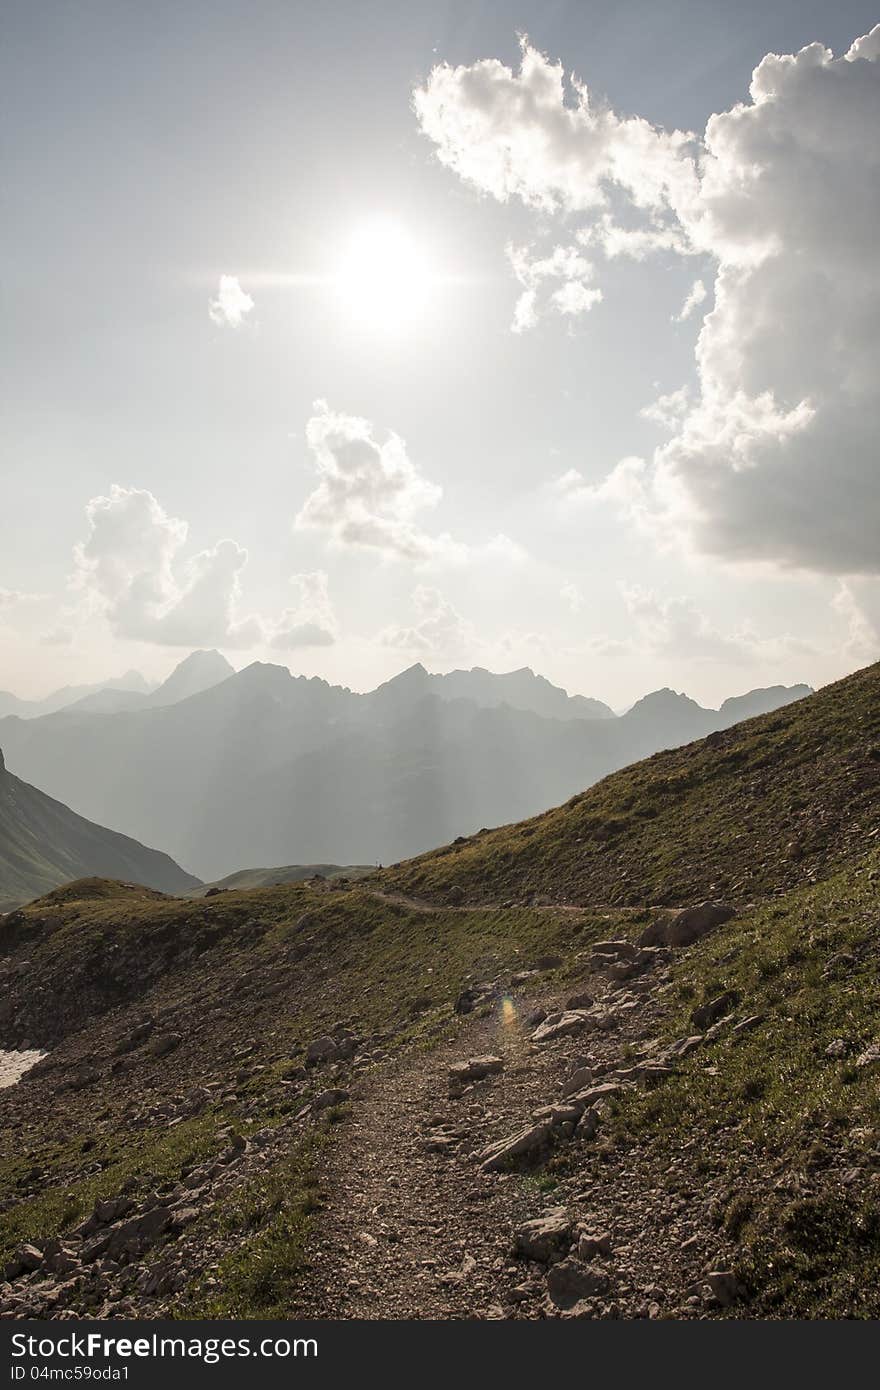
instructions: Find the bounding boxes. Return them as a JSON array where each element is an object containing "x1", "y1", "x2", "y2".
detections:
[
  {"x1": 0, "y1": 747, "x2": 200, "y2": 909},
  {"x1": 0, "y1": 661, "x2": 813, "y2": 880}
]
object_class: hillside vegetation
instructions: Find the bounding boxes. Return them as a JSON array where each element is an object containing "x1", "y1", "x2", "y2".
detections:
[{"x1": 0, "y1": 662, "x2": 877, "y2": 1320}]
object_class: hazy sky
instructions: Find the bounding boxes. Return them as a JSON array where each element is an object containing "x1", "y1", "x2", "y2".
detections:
[{"x1": 2, "y1": 0, "x2": 878, "y2": 705}]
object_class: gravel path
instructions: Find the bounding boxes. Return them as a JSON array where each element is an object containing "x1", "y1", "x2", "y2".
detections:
[{"x1": 302, "y1": 953, "x2": 739, "y2": 1320}]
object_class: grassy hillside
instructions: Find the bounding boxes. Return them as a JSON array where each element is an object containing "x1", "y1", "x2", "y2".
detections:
[
  {"x1": 186, "y1": 863, "x2": 374, "y2": 897},
  {"x1": 0, "y1": 752, "x2": 200, "y2": 909},
  {"x1": 0, "y1": 662, "x2": 878, "y2": 1320},
  {"x1": 377, "y1": 662, "x2": 880, "y2": 908}
]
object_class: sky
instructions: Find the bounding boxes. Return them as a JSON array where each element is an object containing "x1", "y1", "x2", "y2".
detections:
[{"x1": 2, "y1": 0, "x2": 879, "y2": 707}]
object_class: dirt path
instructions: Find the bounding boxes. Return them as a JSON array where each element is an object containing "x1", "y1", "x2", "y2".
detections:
[{"x1": 302, "y1": 956, "x2": 739, "y2": 1320}]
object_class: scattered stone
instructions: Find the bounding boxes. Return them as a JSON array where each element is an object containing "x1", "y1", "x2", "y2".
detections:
[
  {"x1": 590, "y1": 940, "x2": 639, "y2": 961},
  {"x1": 454, "y1": 983, "x2": 496, "y2": 1016},
  {"x1": 305, "y1": 1035, "x2": 339, "y2": 1066},
  {"x1": 564, "y1": 1081, "x2": 626, "y2": 1114},
  {"x1": 731, "y1": 1014, "x2": 765, "y2": 1037},
  {"x1": 479, "y1": 1122, "x2": 551, "y2": 1172},
  {"x1": 706, "y1": 1270, "x2": 747, "y2": 1306},
  {"x1": 577, "y1": 1230, "x2": 612, "y2": 1259},
  {"x1": 856, "y1": 1043, "x2": 880, "y2": 1069},
  {"x1": 565, "y1": 991, "x2": 594, "y2": 1011},
  {"x1": 313, "y1": 1088, "x2": 350, "y2": 1111},
  {"x1": 662, "y1": 1035, "x2": 704, "y2": 1061},
  {"x1": 546, "y1": 1258, "x2": 610, "y2": 1308},
  {"x1": 448, "y1": 1056, "x2": 503, "y2": 1084},
  {"x1": 691, "y1": 991, "x2": 740, "y2": 1031},
  {"x1": 513, "y1": 1209, "x2": 573, "y2": 1263},
  {"x1": 560, "y1": 1065, "x2": 593, "y2": 1098},
  {"x1": 531, "y1": 1010, "x2": 593, "y2": 1044}
]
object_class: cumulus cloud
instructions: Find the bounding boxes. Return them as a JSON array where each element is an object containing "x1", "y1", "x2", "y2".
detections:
[
  {"x1": 296, "y1": 401, "x2": 465, "y2": 563},
  {"x1": 640, "y1": 386, "x2": 691, "y2": 429},
  {"x1": 208, "y1": 275, "x2": 255, "y2": 328},
  {"x1": 379, "y1": 585, "x2": 473, "y2": 654},
  {"x1": 834, "y1": 579, "x2": 880, "y2": 661},
  {"x1": 72, "y1": 485, "x2": 262, "y2": 647},
  {"x1": 413, "y1": 37, "x2": 698, "y2": 215},
  {"x1": 553, "y1": 457, "x2": 650, "y2": 528},
  {"x1": 417, "y1": 27, "x2": 880, "y2": 579},
  {"x1": 620, "y1": 583, "x2": 812, "y2": 665},
  {"x1": 270, "y1": 571, "x2": 337, "y2": 649},
  {"x1": 507, "y1": 243, "x2": 602, "y2": 332},
  {"x1": 673, "y1": 278, "x2": 706, "y2": 322}
]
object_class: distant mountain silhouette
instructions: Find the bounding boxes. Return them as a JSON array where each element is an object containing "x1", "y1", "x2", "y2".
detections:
[
  {"x1": 0, "y1": 747, "x2": 200, "y2": 910},
  {"x1": 0, "y1": 670, "x2": 152, "y2": 720},
  {"x1": 70, "y1": 650, "x2": 235, "y2": 714},
  {"x1": 0, "y1": 656, "x2": 812, "y2": 881},
  {"x1": 373, "y1": 663, "x2": 614, "y2": 720}
]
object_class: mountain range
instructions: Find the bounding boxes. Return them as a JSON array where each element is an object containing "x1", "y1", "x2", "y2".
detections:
[
  {"x1": 0, "y1": 747, "x2": 199, "y2": 910},
  {"x1": 0, "y1": 651, "x2": 811, "y2": 881}
]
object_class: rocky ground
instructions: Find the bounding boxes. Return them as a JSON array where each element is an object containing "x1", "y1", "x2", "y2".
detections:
[
  {"x1": 0, "y1": 900, "x2": 752, "y2": 1320},
  {"x1": 303, "y1": 912, "x2": 748, "y2": 1320},
  {"x1": 1, "y1": 867, "x2": 878, "y2": 1321}
]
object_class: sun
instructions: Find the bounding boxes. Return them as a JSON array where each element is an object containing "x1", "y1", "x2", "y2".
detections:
[{"x1": 335, "y1": 219, "x2": 437, "y2": 333}]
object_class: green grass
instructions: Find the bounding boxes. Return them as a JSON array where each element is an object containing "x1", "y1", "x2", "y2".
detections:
[
  {"x1": 182, "y1": 1133, "x2": 327, "y2": 1319},
  {"x1": 600, "y1": 849, "x2": 880, "y2": 1316}
]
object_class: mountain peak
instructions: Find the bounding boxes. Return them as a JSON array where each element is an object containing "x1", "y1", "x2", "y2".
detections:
[{"x1": 150, "y1": 650, "x2": 235, "y2": 708}]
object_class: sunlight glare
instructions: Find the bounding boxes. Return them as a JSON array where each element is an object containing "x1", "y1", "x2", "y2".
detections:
[{"x1": 335, "y1": 219, "x2": 437, "y2": 333}]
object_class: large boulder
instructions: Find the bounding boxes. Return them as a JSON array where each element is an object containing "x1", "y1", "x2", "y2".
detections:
[{"x1": 640, "y1": 902, "x2": 736, "y2": 949}]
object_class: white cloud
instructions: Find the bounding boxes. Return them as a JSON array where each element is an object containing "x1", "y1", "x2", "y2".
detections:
[
  {"x1": 296, "y1": 400, "x2": 465, "y2": 563},
  {"x1": 72, "y1": 485, "x2": 262, "y2": 647},
  {"x1": 834, "y1": 579, "x2": 880, "y2": 661},
  {"x1": 507, "y1": 243, "x2": 601, "y2": 332},
  {"x1": 413, "y1": 37, "x2": 698, "y2": 215},
  {"x1": 673, "y1": 277, "x2": 706, "y2": 322},
  {"x1": 554, "y1": 456, "x2": 650, "y2": 529},
  {"x1": 640, "y1": 386, "x2": 691, "y2": 430},
  {"x1": 379, "y1": 585, "x2": 473, "y2": 654},
  {"x1": 270, "y1": 571, "x2": 337, "y2": 649},
  {"x1": 208, "y1": 275, "x2": 254, "y2": 328},
  {"x1": 560, "y1": 580, "x2": 583, "y2": 614},
  {"x1": 417, "y1": 27, "x2": 880, "y2": 579},
  {"x1": 619, "y1": 582, "x2": 812, "y2": 665}
]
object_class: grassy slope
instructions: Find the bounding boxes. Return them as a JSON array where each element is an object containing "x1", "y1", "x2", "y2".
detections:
[
  {"x1": 0, "y1": 764, "x2": 200, "y2": 909},
  {"x1": 376, "y1": 661, "x2": 880, "y2": 908},
  {"x1": 186, "y1": 863, "x2": 374, "y2": 897}
]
